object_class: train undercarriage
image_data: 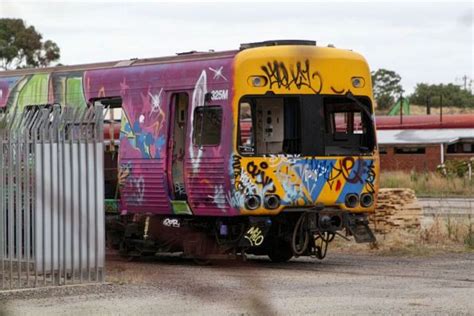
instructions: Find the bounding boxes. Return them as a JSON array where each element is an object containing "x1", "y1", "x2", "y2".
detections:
[{"x1": 106, "y1": 210, "x2": 376, "y2": 263}]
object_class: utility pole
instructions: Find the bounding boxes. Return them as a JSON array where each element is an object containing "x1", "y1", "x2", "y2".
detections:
[
  {"x1": 461, "y1": 75, "x2": 468, "y2": 90},
  {"x1": 440, "y1": 95, "x2": 443, "y2": 123},
  {"x1": 399, "y1": 94, "x2": 403, "y2": 124}
]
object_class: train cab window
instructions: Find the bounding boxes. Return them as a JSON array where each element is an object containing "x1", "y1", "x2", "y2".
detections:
[
  {"x1": 323, "y1": 96, "x2": 375, "y2": 155},
  {"x1": 238, "y1": 95, "x2": 374, "y2": 157},
  {"x1": 193, "y1": 106, "x2": 222, "y2": 146},
  {"x1": 238, "y1": 97, "x2": 301, "y2": 156}
]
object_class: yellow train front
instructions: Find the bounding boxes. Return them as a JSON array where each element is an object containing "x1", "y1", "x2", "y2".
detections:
[{"x1": 227, "y1": 40, "x2": 379, "y2": 261}]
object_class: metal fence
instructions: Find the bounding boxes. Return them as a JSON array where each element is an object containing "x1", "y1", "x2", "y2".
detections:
[{"x1": 0, "y1": 105, "x2": 105, "y2": 290}]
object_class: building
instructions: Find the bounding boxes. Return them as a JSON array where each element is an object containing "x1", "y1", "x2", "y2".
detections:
[{"x1": 376, "y1": 115, "x2": 474, "y2": 172}]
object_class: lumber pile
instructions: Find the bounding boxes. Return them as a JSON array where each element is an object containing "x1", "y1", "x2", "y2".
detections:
[{"x1": 370, "y1": 188, "x2": 423, "y2": 234}]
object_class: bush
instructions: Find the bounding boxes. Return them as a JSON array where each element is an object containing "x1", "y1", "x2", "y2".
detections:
[{"x1": 410, "y1": 83, "x2": 474, "y2": 108}]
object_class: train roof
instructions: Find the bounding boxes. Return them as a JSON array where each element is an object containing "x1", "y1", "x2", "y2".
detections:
[
  {"x1": 0, "y1": 50, "x2": 238, "y2": 77},
  {"x1": 0, "y1": 40, "x2": 365, "y2": 78}
]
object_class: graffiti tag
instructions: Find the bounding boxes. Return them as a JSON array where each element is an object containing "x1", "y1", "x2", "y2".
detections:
[
  {"x1": 261, "y1": 60, "x2": 322, "y2": 94},
  {"x1": 246, "y1": 161, "x2": 276, "y2": 194},
  {"x1": 244, "y1": 226, "x2": 264, "y2": 247}
]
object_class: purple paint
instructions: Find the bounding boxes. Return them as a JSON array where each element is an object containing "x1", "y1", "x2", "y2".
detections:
[{"x1": 84, "y1": 57, "x2": 238, "y2": 216}]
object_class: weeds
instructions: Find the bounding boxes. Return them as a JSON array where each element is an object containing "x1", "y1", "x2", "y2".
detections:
[
  {"x1": 464, "y1": 215, "x2": 474, "y2": 249},
  {"x1": 333, "y1": 215, "x2": 474, "y2": 256},
  {"x1": 380, "y1": 171, "x2": 474, "y2": 197}
]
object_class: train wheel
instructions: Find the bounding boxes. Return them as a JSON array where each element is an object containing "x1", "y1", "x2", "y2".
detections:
[{"x1": 267, "y1": 238, "x2": 293, "y2": 263}]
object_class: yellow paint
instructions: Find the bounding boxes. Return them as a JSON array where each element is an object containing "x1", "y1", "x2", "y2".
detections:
[{"x1": 232, "y1": 45, "x2": 379, "y2": 215}]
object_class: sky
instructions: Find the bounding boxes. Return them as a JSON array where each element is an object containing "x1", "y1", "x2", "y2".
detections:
[{"x1": 1, "y1": 0, "x2": 473, "y2": 94}]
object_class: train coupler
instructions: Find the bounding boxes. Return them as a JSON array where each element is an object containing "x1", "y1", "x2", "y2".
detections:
[{"x1": 344, "y1": 214, "x2": 376, "y2": 243}]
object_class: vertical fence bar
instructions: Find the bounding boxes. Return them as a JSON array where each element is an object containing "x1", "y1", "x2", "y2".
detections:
[
  {"x1": 21, "y1": 112, "x2": 31, "y2": 287},
  {"x1": 85, "y1": 108, "x2": 91, "y2": 282},
  {"x1": 32, "y1": 110, "x2": 41, "y2": 288},
  {"x1": 8, "y1": 115, "x2": 14, "y2": 289},
  {"x1": 61, "y1": 109, "x2": 67, "y2": 285},
  {"x1": 25, "y1": 110, "x2": 37, "y2": 288},
  {"x1": 94, "y1": 108, "x2": 99, "y2": 282},
  {"x1": 55, "y1": 107, "x2": 61, "y2": 285},
  {"x1": 41, "y1": 108, "x2": 48, "y2": 286},
  {"x1": 94, "y1": 106, "x2": 104, "y2": 282},
  {"x1": 7, "y1": 110, "x2": 18, "y2": 289},
  {"x1": 70, "y1": 108, "x2": 80, "y2": 284},
  {"x1": 78, "y1": 108, "x2": 85, "y2": 283},
  {"x1": 16, "y1": 113, "x2": 24, "y2": 288},
  {"x1": 48, "y1": 110, "x2": 53, "y2": 285},
  {"x1": 94, "y1": 107, "x2": 99, "y2": 282},
  {"x1": 0, "y1": 113, "x2": 5, "y2": 290},
  {"x1": 23, "y1": 110, "x2": 33, "y2": 287}
]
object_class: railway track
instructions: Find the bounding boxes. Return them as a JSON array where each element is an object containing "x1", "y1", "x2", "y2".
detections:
[{"x1": 419, "y1": 197, "x2": 474, "y2": 217}]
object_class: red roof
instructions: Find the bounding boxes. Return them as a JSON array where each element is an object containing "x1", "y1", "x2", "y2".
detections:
[{"x1": 375, "y1": 114, "x2": 474, "y2": 130}]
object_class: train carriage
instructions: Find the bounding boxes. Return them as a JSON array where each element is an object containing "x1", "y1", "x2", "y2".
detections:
[{"x1": 0, "y1": 40, "x2": 379, "y2": 262}]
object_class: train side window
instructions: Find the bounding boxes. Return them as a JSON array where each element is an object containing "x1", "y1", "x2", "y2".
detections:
[{"x1": 193, "y1": 106, "x2": 222, "y2": 146}]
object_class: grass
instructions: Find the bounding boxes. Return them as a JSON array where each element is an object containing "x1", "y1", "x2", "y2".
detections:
[{"x1": 380, "y1": 171, "x2": 474, "y2": 197}]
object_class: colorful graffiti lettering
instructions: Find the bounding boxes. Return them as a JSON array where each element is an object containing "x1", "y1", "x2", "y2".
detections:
[
  {"x1": 246, "y1": 161, "x2": 276, "y2": 194},
  {"x1": 230, "y1": 154, "x2": 376, "y2": 211}
]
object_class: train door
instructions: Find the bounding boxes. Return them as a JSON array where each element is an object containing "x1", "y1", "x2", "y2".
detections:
[
  {"x1": 167, "y1": 92, "x2": 192, "y2": 214},
  {"x1": 92, "y1": 97, "x2": 122, "y2": 203}
]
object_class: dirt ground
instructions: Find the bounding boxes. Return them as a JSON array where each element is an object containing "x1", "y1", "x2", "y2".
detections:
[{"x1": 0, "y1": 251, "x2": 473, "y2": 315}]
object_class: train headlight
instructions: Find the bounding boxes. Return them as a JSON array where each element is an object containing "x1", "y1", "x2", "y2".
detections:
[
  {"x1": 248, "y1": 76, "x2": 267, "y2": 87},
  {"x1": 351, "y1": 77, "x2": 365, "y2": 88}
]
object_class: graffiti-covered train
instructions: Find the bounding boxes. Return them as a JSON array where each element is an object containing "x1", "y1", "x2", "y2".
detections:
[{"x1": 0, "y1": 40, "x2": 379, "y2": 262}]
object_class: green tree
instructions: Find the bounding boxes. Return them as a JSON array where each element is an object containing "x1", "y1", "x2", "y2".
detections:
[
  {"x1": 371, "y1": 69, "x2": 404, "y2": 109},
  {"x1": 410, "y1": 83, "x2": 474, "y2": 108},
  {"x1": 0, "y1": 18, "x2": 60, "y2": 70}
]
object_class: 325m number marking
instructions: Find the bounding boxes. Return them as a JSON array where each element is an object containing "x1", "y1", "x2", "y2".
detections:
[{"x1": 210, "y1": 89, "x2": 228, "y2": 101}]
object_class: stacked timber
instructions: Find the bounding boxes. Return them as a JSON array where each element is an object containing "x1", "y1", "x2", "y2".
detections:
[{"x1": 370, "y1": 188, "x2": 423, "y2": 234}]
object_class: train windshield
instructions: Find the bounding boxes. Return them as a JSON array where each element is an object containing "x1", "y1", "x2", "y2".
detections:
[{"x1": 238, "y1": 95, "x2": 375, "y2": 156}]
